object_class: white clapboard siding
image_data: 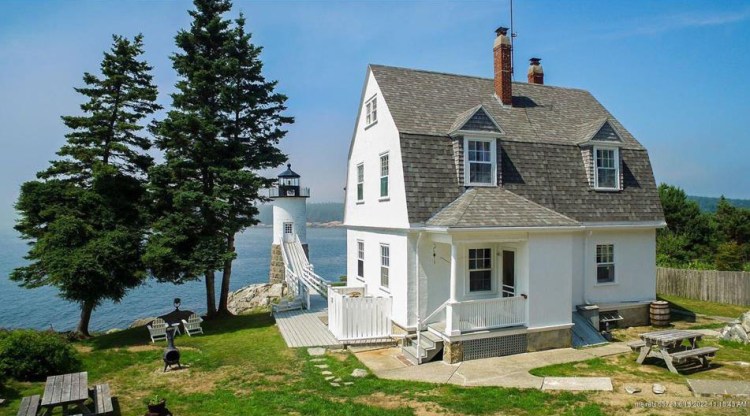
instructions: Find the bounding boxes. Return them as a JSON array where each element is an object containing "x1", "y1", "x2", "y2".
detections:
[{"x1": 328, "y1": 287, "x2": 392, "y2": 341}]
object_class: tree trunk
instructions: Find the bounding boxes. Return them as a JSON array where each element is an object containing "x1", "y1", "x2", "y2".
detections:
[
  {"x1": 205, "y1": 270, "x2": 217, "y2": 318},
  {"x1": 217, "y1": 233, "x2": 236, "y2": 316},
  {"x1": 76, "y1": 300, "x2": 95, "y2": 337}
]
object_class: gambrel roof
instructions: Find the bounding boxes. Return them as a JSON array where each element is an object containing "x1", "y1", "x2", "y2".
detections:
[{"x1": 369, "y1": 64, "x2": 664, "y2": 226}]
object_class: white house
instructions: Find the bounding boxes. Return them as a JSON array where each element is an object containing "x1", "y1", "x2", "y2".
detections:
[{"x1": 343, "y1": 27, "x2": 665, "y2": 363}]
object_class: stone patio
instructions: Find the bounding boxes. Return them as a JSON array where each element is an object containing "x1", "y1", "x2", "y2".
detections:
[{"x1": 354, "y1": 342, "x2": 631, "y2": 390}]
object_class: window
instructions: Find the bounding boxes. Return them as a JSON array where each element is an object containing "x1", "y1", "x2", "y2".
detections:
[
  {"x1": 468, "y1": 248, "x2": 492, "y2": 292},
  {"x1": 596, "y1": 244, "x2": 615, "y2": 283},
  {"x1": 380, "y1": 244, "x2": 389, "y2": 288},
  {"x1": 356, "y1": 163, "x2": 364, "y2": 202},
  {"x1": 283, "y1": 222, "x2": 293, "y2": 235},
  {"x1": 379, "y1": 153, "x2": 389, "y2": 198},
  {"x1": 357, "y1": 240, "x2": 364, "y2": 279},
  {"x1": 365, "y1": 96, "x2": 377, "y2": 126},
  {"x1": 465, "y1": 139, "x2": 496, "y2": 186},
  {"x1": 595, "y1": 147, "x2": 619, "y2": 190}
]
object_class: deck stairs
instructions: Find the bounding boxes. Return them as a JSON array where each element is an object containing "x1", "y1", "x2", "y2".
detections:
[
  {"x1": 402, "y1": 330, "x2": 444, "y2": 365},
  {"x1": 271, "y1": 298, "x2": 304, "y2": 313}
]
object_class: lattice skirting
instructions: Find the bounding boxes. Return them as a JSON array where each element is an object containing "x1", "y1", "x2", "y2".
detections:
[{"x1": 463, "y1": 334, "x2": 528, "y2": 361}]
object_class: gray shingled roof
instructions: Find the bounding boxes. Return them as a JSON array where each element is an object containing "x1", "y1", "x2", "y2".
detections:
[
  {"x1": 381, "y1": 62, "x2": 666, "y2": 226},
  {"x1": 427, "y1": 188, "x2": 579, "y2": 228},
  {"x1": 371, "y1": 64, "x2": 644, "y2": 150}
]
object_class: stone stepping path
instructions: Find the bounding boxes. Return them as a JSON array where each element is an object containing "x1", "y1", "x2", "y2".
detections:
[
  {"x1": 541, "y1": 377, "x2": 613, "y2": 392},
  {"x1": 308, "y1": 348, "x2": 360, "y2": 388}
]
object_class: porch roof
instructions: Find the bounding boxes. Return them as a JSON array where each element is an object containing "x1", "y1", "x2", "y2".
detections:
[{"x1": 426, "y1": 187, "x2": 580, "y2": 228}]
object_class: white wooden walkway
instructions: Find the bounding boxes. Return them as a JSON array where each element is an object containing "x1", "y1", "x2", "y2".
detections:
[{"x1": 274, "y1": 293, "x2": 342, "y2": 348}]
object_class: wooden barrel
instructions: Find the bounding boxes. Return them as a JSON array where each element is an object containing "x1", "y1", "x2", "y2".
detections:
[{"x1": 650, "y1": 301, "x2": 670, "y2": 326}]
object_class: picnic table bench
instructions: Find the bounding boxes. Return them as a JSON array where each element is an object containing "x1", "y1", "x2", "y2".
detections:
[
  {"x1": 90, "y1": 383, "x2": 114, "y2": 415},
  {"x1": 18, "y1": 371, "x2": 116, "y2": 415},
  {"x1": 17, "y1": 395, "x2": 40, "y2": 416},
  {"x1": 636, "y1": 329, "x2": 719, "y2": 374}
]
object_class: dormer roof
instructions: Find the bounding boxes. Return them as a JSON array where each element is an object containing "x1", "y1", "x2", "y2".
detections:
[
  {"x1": 448, "y1": 105, "x2": 503, "y2": 136},
  {"x1": 577, "y1": 118, "x2": 624, "y2": 146}
]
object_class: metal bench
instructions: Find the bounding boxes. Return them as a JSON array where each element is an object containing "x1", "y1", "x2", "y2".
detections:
[
  {"x1": 670, "y1": 346, "x2": 719, "y2": 367},
  {"x1": 17, "y1": 395, "x2": 40, "y2": 416},
  {"x1": 89, "y1": 384, "x2": 114, "y2": 415}
]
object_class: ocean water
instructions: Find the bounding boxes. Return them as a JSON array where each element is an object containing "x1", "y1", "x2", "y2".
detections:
[{"x1": 0, "y1": 227, "x2": 346, "y2": 332}]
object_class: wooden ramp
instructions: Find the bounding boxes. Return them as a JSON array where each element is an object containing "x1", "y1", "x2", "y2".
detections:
[{"x1": 274, "y1": 293, "x2": 342, "y2": 348}]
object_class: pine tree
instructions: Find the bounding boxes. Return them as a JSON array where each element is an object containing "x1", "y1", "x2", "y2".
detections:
[
  {"x1": 12, "y1": 35, "x2": 160, "y2": 336},
  {"x1": 145, "y1": 0, "x2": 292, "y2": 317},
  {"x1": 216, "y1": 14, "x2": 291, "y2": 314}
]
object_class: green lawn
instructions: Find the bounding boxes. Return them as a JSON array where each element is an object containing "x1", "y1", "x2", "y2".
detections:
[
  {"x1": 658, "y1": 294, "x2": 747, "y2": 319},
  {"x1": 1, "y1": 313, "x2": 607, "y2": 416}
]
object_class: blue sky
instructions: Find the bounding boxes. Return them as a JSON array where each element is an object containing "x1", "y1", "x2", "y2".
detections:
[{"x1": 1, "y1": 0, "x2": 749, "y2": 229}]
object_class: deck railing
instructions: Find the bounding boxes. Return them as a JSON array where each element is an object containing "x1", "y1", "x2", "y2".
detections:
[
  {"x1": 449, "y1": 296, "x2": 526, "y2": 333},
  {"x1": 269, "y1": 187, "x2": 310, "y2": 198}
]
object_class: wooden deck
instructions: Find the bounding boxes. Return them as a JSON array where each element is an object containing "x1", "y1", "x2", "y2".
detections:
[{"x1": 274, "y1": 293, "x2": 343, "y2": 348}]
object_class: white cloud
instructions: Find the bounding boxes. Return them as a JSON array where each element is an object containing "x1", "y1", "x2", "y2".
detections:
[{"x1": 608, "y1": 7, "x2": 750, "y2": 38}]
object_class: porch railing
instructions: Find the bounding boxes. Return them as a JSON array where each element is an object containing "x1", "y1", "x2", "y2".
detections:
[{"x1": 450, "y1": 296, "x2": 526, "y2": 333}]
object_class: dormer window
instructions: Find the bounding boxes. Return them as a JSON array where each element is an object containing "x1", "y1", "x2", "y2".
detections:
[
  {"x1": 365, "y1": 95, "x2": 377, "y2": 126},
  {"x1": 594, "y1": 147, "x2": 619, "y2": 190},
  {"x1": 464, "y1": 138, "x2": 496, "y2": 186}
]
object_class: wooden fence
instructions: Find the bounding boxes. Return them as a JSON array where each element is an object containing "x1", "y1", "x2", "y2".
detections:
[{"x1": 656, "y1": 267, "x2": 750, "y2": 306}]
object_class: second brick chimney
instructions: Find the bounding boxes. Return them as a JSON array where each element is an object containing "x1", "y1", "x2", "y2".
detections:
[
  {"x1": 493, "y1": 27, "x2": 512, "y2": 106},
  {"x1": 527, "y1": 58, "x2": 544, "y2": 85}
]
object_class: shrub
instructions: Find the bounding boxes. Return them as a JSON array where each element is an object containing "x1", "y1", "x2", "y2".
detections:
[
  {"x1": 715, "y1": 242, "x2": 743, "y2": 271},
  {"x1": 0, "y1": 329, "x2": 82, "y2": 381}
]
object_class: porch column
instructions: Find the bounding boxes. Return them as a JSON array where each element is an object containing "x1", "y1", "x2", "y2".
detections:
[{"x1": 446, "y1": 243, "x2": 460, "y2": 336}]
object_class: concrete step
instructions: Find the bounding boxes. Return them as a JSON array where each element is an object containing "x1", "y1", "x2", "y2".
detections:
[{"x1": 402, "y1": 331, "x2": 444, "y2": 365}]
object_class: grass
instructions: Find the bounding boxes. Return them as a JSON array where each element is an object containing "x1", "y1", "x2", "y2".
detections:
[
  {"x1": 0, "y1": 312, "x2": 606, "y2": 416},
  {"x1": 658, "y1": 294, "x2": 747, "y2": 319}
]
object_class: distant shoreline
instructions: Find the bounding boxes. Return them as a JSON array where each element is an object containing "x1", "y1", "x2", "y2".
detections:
[{"x1": 254, "y1": 221, "x2": 342, "y2": 229}]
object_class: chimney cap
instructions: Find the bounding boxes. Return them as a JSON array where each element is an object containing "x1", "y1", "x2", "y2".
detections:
[
  {"x1": 529, "y1": 57, "x2": 542, "y2": 64},
  {"x1": 495, "y1": 27, "x2": 509, "y2": 36}
]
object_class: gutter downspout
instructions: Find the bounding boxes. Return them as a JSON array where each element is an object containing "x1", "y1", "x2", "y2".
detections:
[{"x1": 415, "y1": 232, "x2": 424, "y2": 364}]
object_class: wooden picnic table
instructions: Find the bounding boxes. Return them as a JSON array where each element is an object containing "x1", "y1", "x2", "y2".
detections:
[
  {"x1": 636, "y1": 329, "x2": 718, "y2": 374},
  {"x1": 40, "y1": 372, "x2": 93, "y2": 415}
]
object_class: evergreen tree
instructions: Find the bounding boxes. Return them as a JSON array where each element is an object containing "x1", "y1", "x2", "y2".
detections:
[
  {"x1": 145, "y1": 0, "x2": 291, "y2": 317},
  {"x1": 12, "y1": 35, "x2": 160, "y2": 336},
  {"x1": 657, "y1": 184, "x2": 713, "y2": 263}
]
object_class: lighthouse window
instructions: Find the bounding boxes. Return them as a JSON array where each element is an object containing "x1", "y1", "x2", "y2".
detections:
[
  {"x1": 380, "y1": 153, "x2": 389, "y2": 198},
  {"x1": 356, "y1": 163, "x2": 364, "y2": 202}
]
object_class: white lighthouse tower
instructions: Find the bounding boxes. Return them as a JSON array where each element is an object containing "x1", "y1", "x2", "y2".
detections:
[{"x1": 269, "y1": 163, "x2": 310, "y2": 283}]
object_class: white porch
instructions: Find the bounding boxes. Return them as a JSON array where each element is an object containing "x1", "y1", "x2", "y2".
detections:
[{"x1": 417, "y1": 233, "x2": 530, "y2": 338}]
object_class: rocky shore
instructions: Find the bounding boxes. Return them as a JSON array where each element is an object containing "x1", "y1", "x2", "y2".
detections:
[{"x1": 226, "y1": 283, "x2": 286, "y2": 315}]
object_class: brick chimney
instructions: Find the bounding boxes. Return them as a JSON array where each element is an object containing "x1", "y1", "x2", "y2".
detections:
[
  {"x1": 527, "y1": 58, "x2": 544, "y2": 85},
  {"x1": 493, "y1": 27, "x2": 512, "y2": 106}
]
